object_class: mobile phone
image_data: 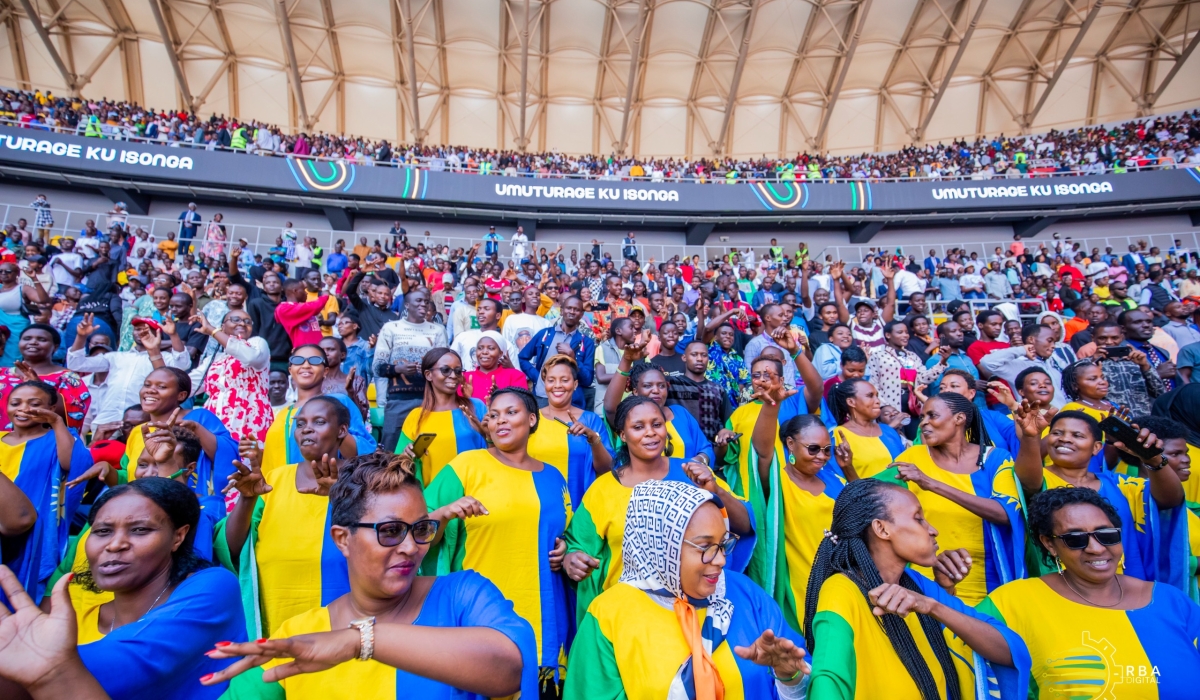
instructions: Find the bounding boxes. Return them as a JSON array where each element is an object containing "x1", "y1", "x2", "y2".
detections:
[
  {"x1": 131, "y1": 317, "x2": 161, "y2": 331},
  {"x1": 596, "y1": 302, "x2": 610, "y2": 311},
  {"x1": 1097, "y1": 415, "x2": 1163, "y2": 462},
  {"x1": 1103, "y1": 345, "x2": 1132, "y2": 359},
  {"x1": 412, "y1": 433, "x2": 437, "y2": 459}
]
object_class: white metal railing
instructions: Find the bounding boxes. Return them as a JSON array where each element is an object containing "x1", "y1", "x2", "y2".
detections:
[{"x1": 2, "y1": 116, "x2": 1193, "y2": 184}]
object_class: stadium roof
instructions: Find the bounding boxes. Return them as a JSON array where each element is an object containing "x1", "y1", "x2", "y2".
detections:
[{"x1": 1, "y1": 0, "x2": 1198, "y2": 158}]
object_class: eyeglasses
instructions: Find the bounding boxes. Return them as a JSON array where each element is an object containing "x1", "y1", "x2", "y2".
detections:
[
  {"x1": 1050, "y1": 528, "x2": 1121, "y2": 550},
  {"x1": 351, "y1": 519, "x2": 440, "y2": 547},
  {"x1": 796, "y1": 443, "x2": 833, "y2": 457},
  {"x1": 683, "y1": 533, "x2": 739, "y2": 564},
  {"x1": 751, "y1": 372, "x2": 778, "y2": 381},
  {"x1": 437, "y1": 365, "x2": 464, "y2": 376},
  {"x1": 289, "y1": 356, "x2": 325, "y2": 367}
]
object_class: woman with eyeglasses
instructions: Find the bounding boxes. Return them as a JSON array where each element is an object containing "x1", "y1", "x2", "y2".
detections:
[
  {"x1": 528, "y1": 354, "x2": 613, "y2": 508},
  {"x1": 201, "y1": 451, "x2": 539, "y2": 700},
  {"x1": 220, "y1": 397, "x2": 357, "y2": 639},
  {"x1": 393, "y1": 348, "x2": 486, "y2": 488},
  {"x1": 261, "y1": 345, "x2": 377, "y2": 472},
  {"x1": 828, "y1": 378, "x2": 906, "y2": 479},
  {"x1": 874, "y1": 393, "x2": 1030, "y2": 605},
  {"x1": 566, "y1": 479, "x2": 809, "y2": 700},
  {"x1": 563, "y1": 395, "x2": 754, "y2": 625},
  {"x1": 604, "y1": 338, "x2": 715, "y2": 466},
  {"x1": 117, "y1": 367, "x2": 239, "y2": 498},
  {"x1": 1012, "y1": 406, "x2": 1188, "y2": 588},
  {"x1": 804, "y1": 478, "x2": 1029, "y2": 700},
  {"x1": 190, "y1": 309, "x2": 273, "y2": 444},
  {"x1": 423, "y1": 387, "x2": 571, "y2": 691},
  {"x1": 978, "y1": 487, "x2": 1200, "y2": 700},
  {"x1": 747, "y1": 377, "x2": 851, "y2": 632}
]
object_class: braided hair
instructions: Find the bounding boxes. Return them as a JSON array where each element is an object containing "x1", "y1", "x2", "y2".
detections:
[
  {"x1": 803, "y1": 479, "x2": 962, "y2": 700},
  {"x1": 828, "y1": 378, "x2": 867, "y2": 426},
  {"x1": 612, "y1": 395, "x2": 668, "y2": 471},
  {"x1": 930, "y1": 391, "x2": 991, "y2": 467},
  {"x1": 1059, "y1": 359, "x2": 1099, "y2": 402}
]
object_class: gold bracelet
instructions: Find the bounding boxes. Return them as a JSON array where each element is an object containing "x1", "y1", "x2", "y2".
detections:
[{"x1": 349, "y1": 616, "x2": 376, "y2": 662}]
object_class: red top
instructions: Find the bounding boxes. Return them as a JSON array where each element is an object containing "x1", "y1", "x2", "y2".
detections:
[
  {"x1": 464, "y1": 367, "x2": 529, "y2": 401},
  {"x1": 275, "y1": 295, "x2": 330, "y2": 347},
  {"x1": 965, "y1": 340, "x2": 1010, "y2": 366}
]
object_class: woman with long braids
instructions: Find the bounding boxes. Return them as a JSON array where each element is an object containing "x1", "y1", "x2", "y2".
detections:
[
  {"x1": 565, "y1": 479, "x2": 810, "y2": 700},
  {"x1": 748, "y1": 372, "x2": 852, "y2": 631},
  {"x1": 876, "y1": 393, "x2": 1031, "y2": 604},
  {"x1": 422, "y1": 387, "x2": 571, "y2": 691},
  {"x1": 805, "y1": 478, "x2": 1030, "y2": 700},
  {"x1": 562, "y1": 395, "x2": 754, "y2": 624},
  {"x1": 980, "y1": 487, "x2": 1200, "y2": 699},
  {"x1": 1011, "y1": 405, "x2": 1189, "y2": 589},
  {"x1": 527, "y1": 354, "x2": 613, "y2": 508},
  {"x1": 393, "y1": 348, "x2": 487, "y2": 487},
  {"x1": 828, "y1": 379, "x2": 906, "y2": 479},
  {"x1": 604, "y1": 339, "x2": 716, "y2": 465}
]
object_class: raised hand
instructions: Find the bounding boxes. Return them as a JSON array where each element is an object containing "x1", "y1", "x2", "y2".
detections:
[
  {"x1": 299, "y1": 454, "x2": 338, "y2": 496},
  {"x1": 933, "y1": 548, "x2": 972, "y2": 592},
  {"x1": 713, "y1": 428, "x2": 740, "y2": 448},
  {"x1": 621, "y1": 338, "x2": 648, "y2": 364},
  {"x1": 158, "y1": 314, "x2": 177, "y2": 337},
  {"x1": 833, "y1": 431, "x2": 854, "y2": 472},
  {"x1": 566, "y1": 413, "x2": 601, "y2": 444},
  {"x1": 770, "y1": 326, "x2": 798, "y2": 353},
  {"x1": 201, "y1": 629, "x2": 361, "y2": 685},
  {"x1": 562, "y1": 551, "x2": 600, "y2": 582},
  {"x1": 223, "y1": 459, "x2": 273, "y2": 498},
  {"x1": 1012, "y1": 399, "x2": 1047, "y2": 439},
  {"x1": 344, "y1": 366, "x2": 358, "y2": 393},
  {"x1": 733, "y1": 629, "x2": 810, "y2": 683},
  {"x1": 549, "y1": 537, "x2": 567, "y2": 572},
  {"x1": 11, "y1": 360, "x2": 39, "y2": 382},
  {"x1": 189, "y1": 312, "x2": 216, "y2": 337},
  {"x1": 0, "y1": 567, "x2": 82, "y2": 692},
  {"x1": 65, "y1": 461, "x2": 113, "y2": 488},
  {"x1": 683, "y1": 459, "x2": 717, "y2": 493},
  {"x1": 367, "y1": 334, "x2": 378, "y2": 348},
  {"x1": 986, "y1": 381, "x2": 1018, "y2": 410},
  {"x1": 18, "y1": 405, "x2": 62, "y2": 428},
  {"x1": 75, "y1": 312, "x2": 97, "y2": 338},
  {"x1": 238, "y1": 435, "x2": 263, "y2": 471}
]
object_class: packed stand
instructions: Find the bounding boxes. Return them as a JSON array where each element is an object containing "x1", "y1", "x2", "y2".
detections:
[
  {"x1": 1, "y1": 205, "x2": 1200, "y2": 700},
  {"x1": 4, "y1": 87, "x2": 1200, "y2": 181}
]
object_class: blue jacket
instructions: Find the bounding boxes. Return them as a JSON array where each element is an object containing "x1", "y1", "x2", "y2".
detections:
[
  {"x1": 519, "y1": 325, "x2": 595, "y2": 408},
  {"x1": 923, "y1": 256, "x2": 941, "y2": 274}
]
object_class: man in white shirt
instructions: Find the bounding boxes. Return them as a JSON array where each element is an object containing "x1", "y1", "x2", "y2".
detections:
[
  {"x1": 511, "y1": 226, "x2": 529, "y2": 265},
  {"x1": 66, "y1": 315, "x2": 191, "y2": 439},
  {"x1": 293, "y1": 238, "x2": 314, "y2": 278},
  {"x1": 502, "y1": 285, "x2": 551, "y2": 366},
  {"x1": 893, "y1": 267, "x2": 925, "y2": 299},
  {"x1": 450, "y1": 297, "x2": 501, "y2": 371},
  {"x1": 49, "y1": 238, "x2": 84, "y2": 293}
]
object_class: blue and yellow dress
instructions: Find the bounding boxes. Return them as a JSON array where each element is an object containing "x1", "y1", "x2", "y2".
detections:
[
  {"x1": 73, "y1": 566, "x2": 248, "y2": 700},
  {"x1": 215, "y1": 462, "x2": 348, "y2": 639},
  {"x1": 565, "y1": 571, "x2": 806, "y2": 700},
  {"x1": 261, "y1": 396, "x2": 378, "y2": 471},
  {"x1": 395, "y1": 399, "x2": 488, "y2": 487},
  {"x1": 0, "y1": 428, "x2": 91, "y2": 604},
  {"x1": 120, "y1": 408, "x2": 239, "y2": 495},
  {"x1": 876, "y1": 445, "x2": 1026, "y2": 605},
  {"x1": 424, "y1": 449, "x2": 571, "y2": 675},
  {"x1": 1036, "y1": 469, "x2": 1190, "y2": 592},
  {"x1": 261, "y1": 571, "x2": 539, "y2": 700},
  {"x1": 809, "y1": 571, "x2": 1031, "y2": 700},
  {"x1": 528, "y1": 409, "x2": 614, "y2": 509},
  {"x1": 830, "y1": 424, "x2": 905, "y2": 479},
  {"x1": 662, "y1": 404, "x2": 716, "y2": 466},
  {"x1": 980, "y1": 578, "x2": 1200, "y2": 700},
  {"x1": 563, "y1": 459, "x2": 755, "y2": 625}
]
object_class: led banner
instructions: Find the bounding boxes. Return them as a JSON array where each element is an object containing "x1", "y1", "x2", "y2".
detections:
[{"x1": 1, "y1": 127, "x2": 1198, "y2": 215}]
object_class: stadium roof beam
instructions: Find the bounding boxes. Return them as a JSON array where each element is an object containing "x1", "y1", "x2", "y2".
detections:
[
  {"x1": 399, "y1": 0, "x2": 423, "y2": 143},
  {"x1": 616, "y1": 0, "x2": 650, "y2": 155},
  {"x1": 875, "y1": 0, "x2": 937, "y2": 147},
  {"x1": 13, "y1": 0, "x2": 76, "y2": 93},
  {"x1": 1148, "y1": 26, "x2": 1200, "y2": 109},
  {"x1": 99, "y1": 0, "x2": 141, "y2": 104},
  {"x1": 976, "y1": 0, "x2": 1038, "y2": 134},
  {"x1": 1088, "y1": 0, "x2": 1151, "y2": 121},
  {"x1": 685, "y1": 0, "x2": 719, "y2": 159},
  {"x1": 3, "y1": 1, "x2": 30, "y2": 90},
  {"x1": 148, "y1": 0, "x2": 194, "y2": 111},
  {"x1": 916, "y1": 0, "x2": 989, "y2": 143},
  {"x1": 514, "y1": 0, "x2": 547, "y2": 151},
  {"x1": 814, "y1": 0, "x2": 874, "y2": 152},
  {"x1": 276, "y1": 0, "x2": 311, "y2": 132},
  {"x1": 712, "y1": 0, "x2": 761, "y2": 156},
  {"x1": 315, "y1": 0, "x2": 345, "y2": 133},
  {"x1": 1024, "y1": 0, "x2": 1107, "y2": 131}
]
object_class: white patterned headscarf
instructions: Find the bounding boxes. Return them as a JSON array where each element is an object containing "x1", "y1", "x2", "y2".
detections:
[{"x1": 621, "y1": 479, "x2": 734, "y2": 700}]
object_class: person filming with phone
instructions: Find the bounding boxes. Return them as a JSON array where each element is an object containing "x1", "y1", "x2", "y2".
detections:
[{"x1": 1089, "y1": 321, "x2": 1166, "y2": 416}]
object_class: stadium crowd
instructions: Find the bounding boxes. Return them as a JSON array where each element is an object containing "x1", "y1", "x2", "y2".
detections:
[
  {"x1": 3, "y1": 87, "x2": 1200, "y2": 181},
  {"x1": 0, "y1": 198, "x2": 1197, "y2": 700}
]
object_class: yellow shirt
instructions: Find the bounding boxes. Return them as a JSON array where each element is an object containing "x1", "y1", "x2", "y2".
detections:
[
  {"x1": 157, "y1": 239, "x2": 178, "y2": 260},
  {"x1": 833, "y1": 426, "x2": 897, "y2": 479},
  {"x1": 307, "y1": 290, "x2": 341, "y2": 337},
  {"x1": 781, "y1": 472, "x2": 838, "y2": 624}
]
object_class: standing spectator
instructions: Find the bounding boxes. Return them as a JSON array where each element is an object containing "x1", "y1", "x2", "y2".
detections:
[
  {"x1": 502, "y1": 284, "x2": 550, "y2": 367},
  {"x1": 30, "y1": 193, "x2": 52, "y2": 244},
  {"x1": 200, "y1": 213, "x2": 226, "y2": 258},
  {"x1": 865, "y1": 320, "x2": 947, "y2": 434},
  {"x1": 293, "y1": 235, "x2": 314, "y2": 278},
  {"x1": 1091, "y1": 321, "x2": 1165, "y2": 416},
  {"x1": 1119, "y1": 308, "x2": 1177, "y2": 390},
  {"x1": 483, "y1": 225, "x2": 502, "y2": 258},
  {"x1": 49, "y1": 238, "x2": 84, "y2": 293},
  {"x1": 388, "y1": 221, "x2": 407, "y2": 245},
  {"x1": 622, "y1": 231, "x2": 638, "y2": 264},
  {"x1": 983, "y1": 262, "x2": 1013, "y2": 298},
  {"x1": 326, "y1": 239, "x2": 348, "y2": 277},
  {"x1": 75, "y1": 221, "x2": 102, "y2": 260},
  {"x1": 157, "y1": 230, "x2": 178, "y2": 261},
  {"x1": 959, "y1": 263, "x2": 985, "y2": 299},
  {"x1": 374, "y1": 287, "x2": 448, "y2": 450},
  {"x1": 510, "y1": 225, "x2": 528, "y2": 265},
  {"x1": 274, "y1": 279, "x2": 329, "y2": 348},
  {"x1": 342, "y1": 256, "x2": 401, "y2": 339},
  {"x1": 177, "y1": 202, "x2": 201, "y2": 255},
  {"x1": 450, "y1": 297, "x2": 501, "y2": 371},
  {"x1": 519, "y1": 294, "x2": 594, "y2": 409},
  {"x1": 191, "y1": 308, "x2": 273, "y2": 442}
]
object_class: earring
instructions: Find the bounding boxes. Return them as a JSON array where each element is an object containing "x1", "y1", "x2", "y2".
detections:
[{"x1": 663, "y1": 441, "x2": 674, "y2": 457}]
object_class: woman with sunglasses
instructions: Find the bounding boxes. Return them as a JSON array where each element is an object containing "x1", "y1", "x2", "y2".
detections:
[
  {"x1": 423, "y1": 387, "x2": 571, "y2": 691},
  {"x1": 261, "y1": 344, "x2": 376, "y2": 472},
  {"x1": 979, "y1": 487, "x2": 1200, "y2": 700},
  {"x1": 566, "y1": 479, "x2": 809, "y2": 700},
  {"x1": 746, "y1": 376, "x2": 852, "y2": 632},
  {"x1": 827, "y1": 378, "x2": 906, "y2": 479},
  {"x1": 202, "y1": 451, "x2": 539, "y2": 699},
  {"x1": 221, "y1": 397, "x2": 357, "y2": 640},
  {"x1": 604, "y1": 338, "x2": 715, "y2": 466},
  {"x1": 528, "y1": 354, "x2": 612, "y2": 508},
  {"x1": 874, "y1": 393, "x2": 1031, "y2": 605},
  {"x1": 191, "y1": 309, "x2": 273, "y2": 444},
  {"x1": 394, "y1": 348, "x2": 486, "y2": 488},
  {"x1": 1012, "y1": 406, "x2": 1188, "y2": 587},
  {"x1": 563, "y1": 396, "x2": 754, "y2": 625}
]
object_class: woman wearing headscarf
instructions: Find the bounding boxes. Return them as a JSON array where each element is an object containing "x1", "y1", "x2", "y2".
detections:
[
  {"x1": 565, "y1": 478, "x2": 810, "y2": 700},
  {"x1": 461, "y1": 331, "x2": 527, "y2": 402}
]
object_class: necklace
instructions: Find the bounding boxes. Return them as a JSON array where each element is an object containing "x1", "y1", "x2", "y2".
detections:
[
  {"x1": 1059, "y1": 571, "x2": 1124, "y2": 608},
  {"x1": 109, "y1": 581, "x2": 171, "y2": 634},
  {"x1": 1077, "y1": 397, "x2": 1109, "y2": 410}
]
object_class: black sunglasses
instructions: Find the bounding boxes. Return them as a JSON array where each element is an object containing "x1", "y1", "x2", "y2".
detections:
[
  {"x1": 796, "y1": 443, "x2": 833, "y2": 457},
  {"x1": 436, "y1": 365, "x2": 464, "y2": 376},
  {"x1": 351, "y1": 519, "x2": 440, "y2": 547},
  {"x1": 289, "y1": 356, "x2": 325, "y2": 367},
  {"x1": 1051, "y1": 528, "x2": 1121, "y2": 550}
]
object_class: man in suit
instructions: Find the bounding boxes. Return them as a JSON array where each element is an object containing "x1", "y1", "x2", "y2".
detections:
[
  {"x1": 923, "y1": 249, "x2": 941, "y2": 275},
  {"x1": 1121, "y1": 244, "x2": 1146, "y2": 277}
]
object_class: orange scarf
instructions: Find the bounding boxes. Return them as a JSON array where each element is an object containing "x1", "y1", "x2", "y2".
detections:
[{"x1": 674, "y1": 597, "x2": 725, "y2": 700}]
